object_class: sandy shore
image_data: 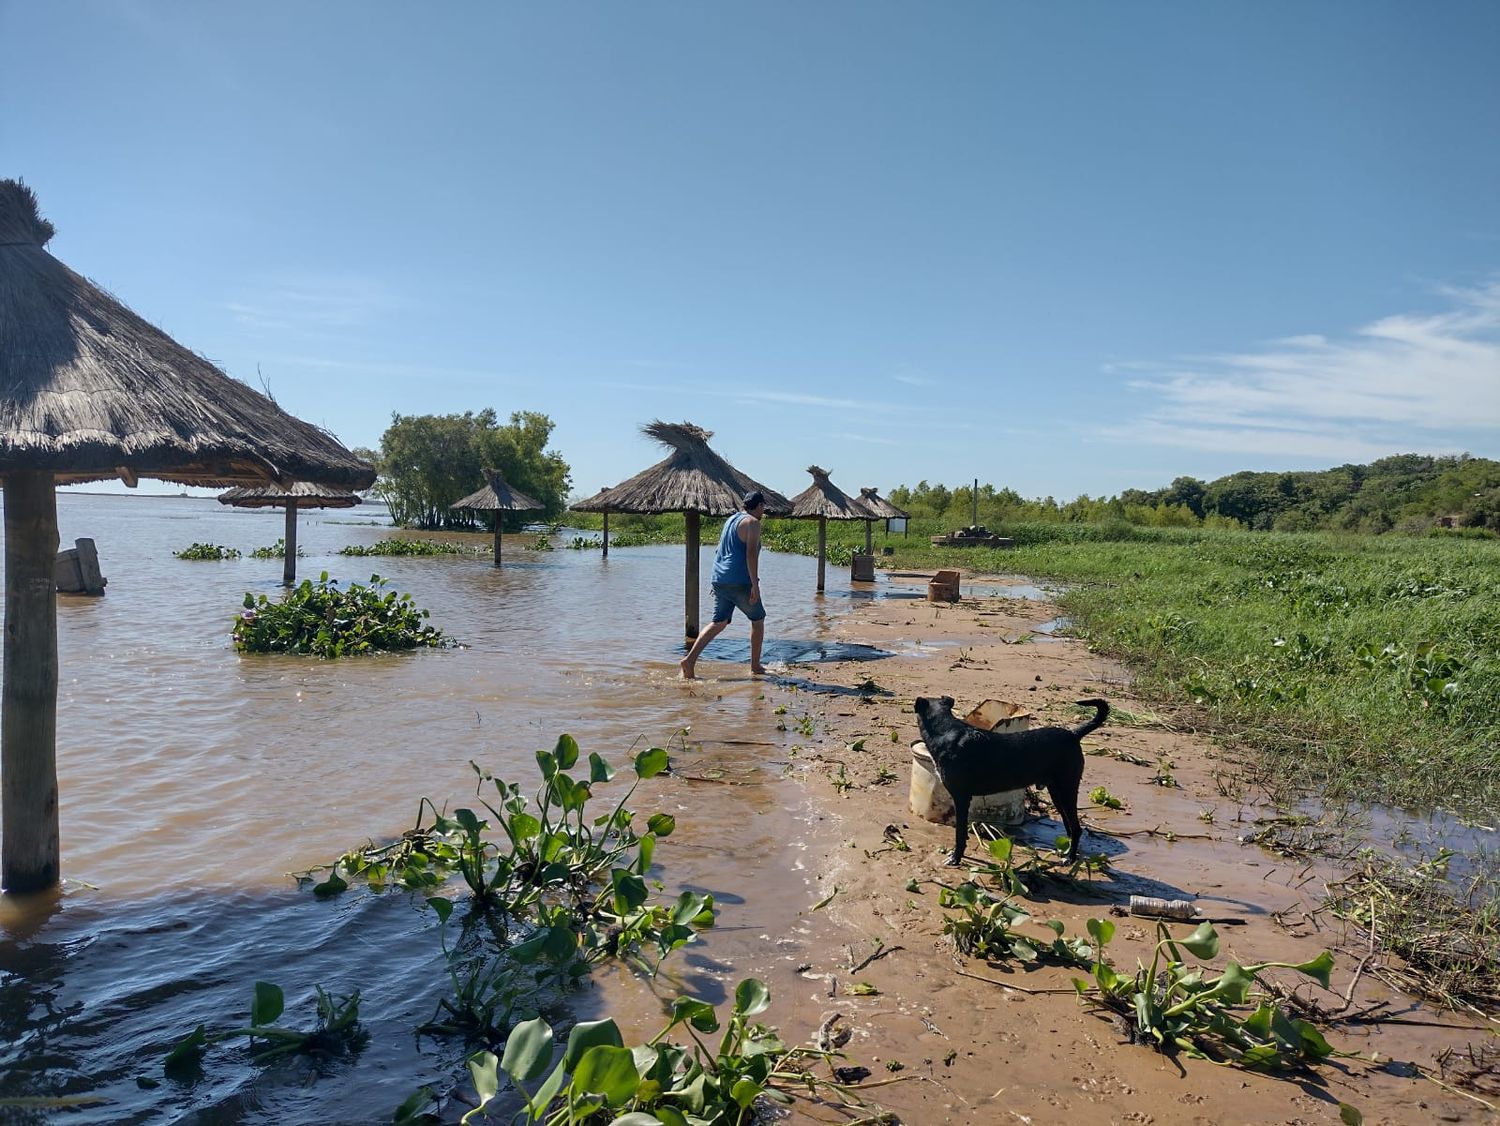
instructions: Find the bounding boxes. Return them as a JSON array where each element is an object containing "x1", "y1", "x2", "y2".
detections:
[{"x1": 755, "y1": 571, "x2": 1493, "y2": 1125}]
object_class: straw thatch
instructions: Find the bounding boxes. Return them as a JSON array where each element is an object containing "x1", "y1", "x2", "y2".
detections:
[
  {"x1": 218, "y1": 481, "x2": 360, "y2": 509},
  {"x1": 858, "y1": 487, "x2": 908, "y2": 519},
  {"x1": 0, "y1": 180, "x2": 374, "y2": 489},
  {"x1": 451, "y1": 467, "x2": 543, "y2": 513},
  {"x1": 789, "y1": 466, "x2": 871, "y2": 520},
  {"x1": 570, "y1": 421, "x2": 791, "y2": 516}
]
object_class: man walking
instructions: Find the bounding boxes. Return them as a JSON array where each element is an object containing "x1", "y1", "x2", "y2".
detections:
[{"x1": 679, "y1": 491, "x2": 768, "y2": 679}]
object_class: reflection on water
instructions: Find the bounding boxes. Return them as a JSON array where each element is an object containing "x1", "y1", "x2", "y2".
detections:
[{"x1": 0, "y1": 493, "x2": 862, "y2": 1122}]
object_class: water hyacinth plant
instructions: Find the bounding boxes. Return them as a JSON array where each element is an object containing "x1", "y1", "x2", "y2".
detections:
[
  {"x1": 174, "y1": 542, "x2": 241, "y2": 560},
  {"x1": 232, "y1": 572, "x2": 448, "y2": 657},
  {"x1": 340, "y1": 538, "x2": 484, "y2": 556}
]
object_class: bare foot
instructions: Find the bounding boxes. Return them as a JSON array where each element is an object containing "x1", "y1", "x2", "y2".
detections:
[
  {"x1": 678, "y1": 658, "x2": 697, "y2": 680},
  {"x1": 750, "y1": 664, "x2": 768, "y2": 676}
]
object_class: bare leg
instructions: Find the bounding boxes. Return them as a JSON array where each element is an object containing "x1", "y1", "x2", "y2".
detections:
[
  {"x1": 680, "y1": 620, "x2": 728, "y2": 679},
  {"x1": 749, "y1": 617, "x2": 766, "y2": 674}
]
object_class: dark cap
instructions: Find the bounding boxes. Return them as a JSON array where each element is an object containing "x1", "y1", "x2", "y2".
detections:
[{"x1": 742, "y1": 490, "x2": 766, "y2": 511}]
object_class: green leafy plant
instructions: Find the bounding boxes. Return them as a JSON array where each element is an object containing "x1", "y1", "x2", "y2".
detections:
[
  {"x1": 232, "y1": 572, "x2": 448, "y2": 657},
  {"x1": 250, "y1": 537, "x2": 302, "y2": 559},
  {"x1": 340, "y1": 538, "x2": 482, "y2": 556},
  {"x1": 1088, "y1": 786, "x2": 1124, "y2": 810},
  {"x1": 174, "y1": 542, "x2": 240, "y2": 560},
  {"x1": 465, "y1": 978, "x2": 842, "y2": 1125},
  {"x1": 1075, "y1": 918, "x2": 1337, "y2": 1069},
  {"x1": 164, "y1": 981, "x2": 365, "y2": 1079}
]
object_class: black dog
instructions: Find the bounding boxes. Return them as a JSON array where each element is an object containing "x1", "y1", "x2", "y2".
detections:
[{"x1": 914, "y1": 695, "x2": 1109, "y2": 865}]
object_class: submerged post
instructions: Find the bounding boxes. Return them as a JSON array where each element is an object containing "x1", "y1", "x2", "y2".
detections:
[
  {"x1": 493, "y1": 514, "x2": 503, "y2": 569},
  {"x1": 816, "y1": 515, "x2": 827, "y2": 593},
  {"x1": 601, "y1": 511, "x2": 609, "y2": 559},
  {"x1": 684, "y1": 510, "x2": 701, "y2": 643},
  {"x1": 282, "y1": 502, "x2": 298, "y2": 586},
  {"x1": 2, "y1": 472, "x2": 61, "y2": 892}
]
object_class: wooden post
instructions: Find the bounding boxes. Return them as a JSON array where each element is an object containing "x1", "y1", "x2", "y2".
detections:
[
  {"x1": 816, "y1": 516, "x2": 827, "y2": 592},
  {"x1": 493, "y1": 513, "x2": 503, "y2": 569},
  {"x1": 3, "y1": 472, "x2": 61, "y2": 892},
  {"x1": 684, "y1": 510, "x2": 700, "y2": 644},
  {"x1": 601, "y1": 512, "x2": 609, "y2": 559},
  {"x1": 282, "y1": 503, "x2": 298, "y2": 586}
]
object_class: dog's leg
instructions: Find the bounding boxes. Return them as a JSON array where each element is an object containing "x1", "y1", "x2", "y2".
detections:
[
  {"x1": 948, "y1": 794, "x2": 971, "y2": 866},
  {"x1": 1047, "y1": 780, "x2": 1084, "y2": 861}
]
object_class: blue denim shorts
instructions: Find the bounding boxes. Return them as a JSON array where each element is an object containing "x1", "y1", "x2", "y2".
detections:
[{"x1": 711, "y1": 582, "x2": 766, "y2": 624}]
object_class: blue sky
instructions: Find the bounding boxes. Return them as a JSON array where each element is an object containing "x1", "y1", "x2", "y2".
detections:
[{"x1": 6, "y1": 2, "x2": 1498, "y2": 501}]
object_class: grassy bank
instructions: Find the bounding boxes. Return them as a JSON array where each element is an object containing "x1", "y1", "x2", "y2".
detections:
[{"x1": 570, "y1": 512, "x2": 1499, "y2": 815}]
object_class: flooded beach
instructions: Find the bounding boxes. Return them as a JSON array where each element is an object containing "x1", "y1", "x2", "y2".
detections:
[{"x1": 0, "y1": 492, "x2": 880, "y2": 1123}]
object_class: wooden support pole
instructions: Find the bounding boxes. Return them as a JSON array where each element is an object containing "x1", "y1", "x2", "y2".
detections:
[
  {"x1": 684, "y1": 510, "x2": 701, "y2": 644},
  {"x1": 601, "y1": 512, "x2": 609, "y2": 559},
  {"x1": 816, "y1": 516, "x2": 827, "y2": 592},
  {"x1": 282, "y1": 503, "x2": 298, "y2": 586},
  {"x1": 493, "y1": 514, "x2": 503, "y2": 569},
  {"x1": 3, "y1": 472, "x2": 61, "y2": 892}
]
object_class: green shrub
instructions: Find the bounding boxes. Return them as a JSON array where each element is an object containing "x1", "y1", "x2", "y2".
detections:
[
  {"x1": 250, "y1": 538, "x2": 300, "y2": 559},
  {"x1": 175, "y1": 543, "x2": 241, "y2": 560},
  {"x1": 232, "y1": 573, "x2": 448, "y2": 657}
]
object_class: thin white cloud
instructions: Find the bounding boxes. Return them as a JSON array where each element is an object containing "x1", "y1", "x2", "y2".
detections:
[
  {"x1": 225, "y1": 274, "x2": 404, "y2": 332},
  {"x1": 830, "y1": 432, "x2": 901, "y2": 445},
  {"x1": 1109, "y1": 279, "x2": 1500, "y2": 459}
]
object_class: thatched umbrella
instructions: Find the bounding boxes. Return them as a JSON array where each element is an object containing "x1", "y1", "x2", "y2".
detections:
[
  {"x1": 788, "y1": 466, "x2": 872, "y2": 592},
  {"x1": 450, "y1": 467, "x2": 544, "y2": 569},
  {"x1": 857, "y1": 487, "x2": 910, "y2": 553},
  {"x1": 571, "y1": 421, "x2": 791, "y2": 643},
  {"x1": 219, "y1": 480, "x2": 360, "y2": 586},
  {"x1": 0, "y1": 180, "x2": 373, "y2": 893}
]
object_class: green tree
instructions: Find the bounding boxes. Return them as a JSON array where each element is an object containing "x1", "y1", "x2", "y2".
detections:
[{"x1": 373, "y1": 409, "x2": 571, "y2": 530}]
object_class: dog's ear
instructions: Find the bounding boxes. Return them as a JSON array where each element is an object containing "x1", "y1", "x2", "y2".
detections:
[
  {"x1": 940, "y1": 695, "x2": 955, "y2": 710},
  {"x1": 913, "y1": 696, "x2": 928, "y2": 714}
]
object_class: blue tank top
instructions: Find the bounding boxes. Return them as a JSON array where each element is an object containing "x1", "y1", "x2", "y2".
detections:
[{"x1": 712, "y1": 512, "x2": 752, "y2": 585}]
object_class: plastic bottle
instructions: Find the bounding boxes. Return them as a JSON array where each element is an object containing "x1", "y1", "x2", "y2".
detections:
[{"x1": 1128, "y1": 895, "x2": 1198, "y2": 921}]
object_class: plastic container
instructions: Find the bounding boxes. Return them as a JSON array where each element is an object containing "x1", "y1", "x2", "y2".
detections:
[
  {"x1": 909, "y1": 742, "x2": 1026, "y2": 827},
  {"x1": 1128, "y1": 895, "x2": 1199, "y2": 921}
]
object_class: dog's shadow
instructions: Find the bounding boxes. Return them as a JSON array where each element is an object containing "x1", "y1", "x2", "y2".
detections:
[{"x1": 964, "y1": 817, "x2": 1197, "y2": 910}]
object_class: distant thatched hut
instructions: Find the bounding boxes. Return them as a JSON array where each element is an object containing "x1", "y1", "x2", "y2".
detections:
[
  {"x1": 571, "y1": 421, "x2": 790, "y2": 642},
  {"x1": 788, "y1": 466, "x2": 871, "y2": 592},
  {"x1": 219, "y1": 481, "x2": 360, "y2": 586},
  {"x1": 857, "y1": 487, "x2": 909, "y2": 552},
  {"x1": 450, "y1": 467, "x2": 544, "y2": 569},
  {"x1": 0, "y1": 179, "x2": 373, "y2": 892}
]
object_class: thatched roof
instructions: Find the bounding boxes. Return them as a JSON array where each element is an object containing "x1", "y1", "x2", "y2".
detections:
[
  {"x1": 0, "y1": 180, "x2": 374, "y2": 489},
  {"x1": 789, "y1": 465, "x2": 870, "y2": 520},
  {"x1": 569, "y1": 421, "x2": 791, "y2": 516},
  {"x1": 451, "y1": 467, "x2": 543, "y2": 512},
  {"x1": 218, "y1": 480, "x2": 360, "y2": 509},
  {"x1": 858, "y1": 487, "x2": 908, "y2": 519}
]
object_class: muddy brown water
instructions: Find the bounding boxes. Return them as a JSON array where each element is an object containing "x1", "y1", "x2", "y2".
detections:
[{"x1": 0, "y1": 493, "x2": 917, "y2": 1124}]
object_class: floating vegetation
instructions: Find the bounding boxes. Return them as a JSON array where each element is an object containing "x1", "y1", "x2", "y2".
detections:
[
  {"x1": 165, "y1": 982, "x2": 366, "y2": 1080},
  {"x1": 174, "y1": 542, "x2": 240, "y2": 560},
  {"x1": 250, "y1": 538, "x2": 302, "y2": 559},
  {"x1": 233, "y1": 572, "x2": 448, "y2": 657},
  {"x1": 339, "y1": 538, "x2": 484, "y2": 557}
]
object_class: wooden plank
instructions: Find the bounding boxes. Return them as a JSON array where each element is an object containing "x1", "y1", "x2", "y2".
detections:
[{"x1": 3, "y1": 471, "x2": 62, "y2": 892}]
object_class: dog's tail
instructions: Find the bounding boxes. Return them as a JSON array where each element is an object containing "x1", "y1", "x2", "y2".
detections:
[{"x1": 1071, "y1": 698, "x2": 1110, "y2": 737}]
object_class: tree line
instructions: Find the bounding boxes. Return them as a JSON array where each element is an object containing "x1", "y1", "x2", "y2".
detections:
[
  {"x1": 354, "y1": 412, "x2": 1496, "y2": 541},
  {"x1": 888, "y1": 454, "x2": 1500, "y2": 536}
]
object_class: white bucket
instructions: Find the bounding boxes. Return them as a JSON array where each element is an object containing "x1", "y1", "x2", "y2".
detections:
[
  {"x1": 909, "y1": 700, "x2": 1031, "y2": 828},
  {"x1": 909, "y1": 741, "x2": 1026, "y2": 828}
]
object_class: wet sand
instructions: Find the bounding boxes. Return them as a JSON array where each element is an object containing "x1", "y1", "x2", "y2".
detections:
[{"x1": 736, "y1": 572, "x2": 1493, "y2": 1124}]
